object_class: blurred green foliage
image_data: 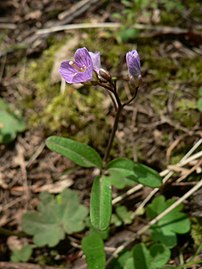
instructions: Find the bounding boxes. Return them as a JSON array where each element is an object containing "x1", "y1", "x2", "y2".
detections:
[
  {"x1": 22, "y1": 189, "x2": 88, "y2": 247},
  {"x1": 0, "y1": 98, "x2": 26, "y2": 144}
]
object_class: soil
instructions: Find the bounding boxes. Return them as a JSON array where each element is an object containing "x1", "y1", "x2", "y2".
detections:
[{"x1": 0, "y1": 0, "x2": 202, "y2": 268}]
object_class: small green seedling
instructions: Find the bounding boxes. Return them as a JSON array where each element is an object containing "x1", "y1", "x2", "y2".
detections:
[
  {"x1": 146, "y1": 195, "x2": 191, "y2": 248},
  {"x1": 22, "y1": 189, "x2": 88, "y2": 247}
]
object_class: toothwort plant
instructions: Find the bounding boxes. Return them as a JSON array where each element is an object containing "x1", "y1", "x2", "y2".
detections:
[{"x1": 46, "y1": 47, "x2": 163, "y2": 268}]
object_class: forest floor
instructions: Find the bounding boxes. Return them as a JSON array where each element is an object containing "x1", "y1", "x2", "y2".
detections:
[{"x1": 0, "y1": 0, "x2": 202, "y2": 268}]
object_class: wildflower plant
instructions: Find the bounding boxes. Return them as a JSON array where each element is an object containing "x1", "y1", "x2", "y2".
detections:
[
  {"x1": 45, "y1": 47, "x2": 163, "y2": 266},
  {"x1": 41, "y1": 47, "x2": 191, "y2": 268}
]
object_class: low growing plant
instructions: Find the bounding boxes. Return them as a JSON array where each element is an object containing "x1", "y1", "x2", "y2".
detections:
[
  {"x1": 0, "y1": 98, "x2": 26, "y2": 144},
  {"x1": 21, "y1": 47, "x2": 193, "y2": 268}
]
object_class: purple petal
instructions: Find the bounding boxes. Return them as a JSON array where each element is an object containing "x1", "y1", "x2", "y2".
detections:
[
  {"x1": 89, "y1": 52, "x2": 101, "y2": 73},
  {"x1": 126, "y1": 50, "x2": 141, "y2": 78},
  {"x1": 59, "y1": 47, "x2": 94, "y2": 84},
  {"x1": 74, "y1": 47, "x2": 93, "y2": 69},
  {"x1": 59, "y1": 61, "x2": 78, "y2": 83},
  {"x1": 71, "y1": 66, "x2": 93, "y2": 83}
]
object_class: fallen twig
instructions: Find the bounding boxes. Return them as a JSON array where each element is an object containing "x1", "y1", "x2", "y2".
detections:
[{"x1": 36, "y1": 22, "x2": 121, "y2": 35}]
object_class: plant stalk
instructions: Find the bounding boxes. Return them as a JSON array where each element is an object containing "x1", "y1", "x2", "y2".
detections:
[{"x1": 103, "y1": 105, "x2": 123, "y2": 164}]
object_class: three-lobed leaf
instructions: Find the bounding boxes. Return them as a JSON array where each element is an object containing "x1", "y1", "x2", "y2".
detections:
[
  {"x1": 82, "y1": 232, "x2": 105, "y2": 269},
  {"x1": 90, "y1": 176, "x2": 112, "y2": 231},
  {"x1": 149, "y1": 243, "x2": 171, "y2": 269},
  {"x1": 22, "y1": 189, "x2": 88, "y2": 247},
  {"x1": 118, "y1": 243, "x2": 170, "y2": 269},
  {"x1": 46, "y1": 136, "x2": 102, "y2": 169},
  {"x1": 146, "y1": 195, "x2": 191, "y2": 248}
]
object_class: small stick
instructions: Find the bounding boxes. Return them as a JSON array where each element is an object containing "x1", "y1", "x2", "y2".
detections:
[{"x1": 37, "y1": 22, "x2": 121, "y2": 35}]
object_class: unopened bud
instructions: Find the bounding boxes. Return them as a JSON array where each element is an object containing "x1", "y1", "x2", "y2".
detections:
[
  {"x1": 98, "y1": 68, "x2": 111, "y2": 82},
  {"x1": 129, "y1": 74, "x2": 142, "y2": 89}
]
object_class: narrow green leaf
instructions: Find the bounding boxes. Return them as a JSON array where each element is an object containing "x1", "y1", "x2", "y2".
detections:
[
  {"x1": 133, "y1": 243, "x2": 152, "y2": 269},
  {"x1": 90, "y1": 176, "x2": 112, "y2": 231},
  {"x1": 107, "y1": 158, "x2": 136, "y2": 188},
  {"x1": 46, "y1": 136, "x2": 102, "y2": 168},
  {"x1": 107, "y1": 158, "x2": 136, "y2": 178},
  {"x1": 107, "y1": 158, "x2": 162, "y2": 188},
  {"x1": 82, "y1": 232, "x2": 105, "y2": 269},
  {"x1": 130, "y1": 163, "x2": 162, "y2": 188}
]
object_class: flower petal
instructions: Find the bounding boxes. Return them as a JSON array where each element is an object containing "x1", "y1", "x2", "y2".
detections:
[
  {"x1": 126, "y1": 50, "x2": 141, "y2": 78},
  {"x1": 89, "y1": 52, "x2": 101, "y2": 73},
  {"x1": 71, "y1": 66, "x2": 93, "y2": 83},
  {"x1": 59, "y1": 61, "x2": 78, "y2": 83},
  {"x1": 74, "y1": 47, "x2": 93, "y2": 69}
]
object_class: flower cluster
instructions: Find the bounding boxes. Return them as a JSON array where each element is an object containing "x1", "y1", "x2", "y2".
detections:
[{"x1": 59, "y1": 47, "x2": 141, "y2": 85}]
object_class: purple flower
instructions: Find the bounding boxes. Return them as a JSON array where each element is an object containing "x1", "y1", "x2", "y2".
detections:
[
  {"x1": 126, "y1": 50, "x2": 141, "y2": 79},
  {"x1": 89, "y1": 51, "x2": 101, "y2": 73},
  {"x1": 59, "y1": 47, "x2": 94, "y2": 84}
]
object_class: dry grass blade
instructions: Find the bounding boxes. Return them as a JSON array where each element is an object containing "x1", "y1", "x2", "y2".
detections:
[{"x1": 36, "y1": 22, "x2": 121, "y2": 35}]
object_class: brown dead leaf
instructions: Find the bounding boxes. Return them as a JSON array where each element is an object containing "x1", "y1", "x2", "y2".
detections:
[
  {"x1": 34, "y1": 178, "x2": 73, "y2": 193},
  {"x1": 7, "y1": 236, "x2": 25, "y2": 251}
]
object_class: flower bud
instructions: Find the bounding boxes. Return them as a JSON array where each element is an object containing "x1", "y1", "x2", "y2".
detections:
[
  {"x1": 129, "y1": 74, "x2": 142, "y2": 89},
  {"x1": 126, "y1": 50, "x2": 141, "y2": 79},
  {"x1": 98, "y1": 68, "x2": 111, "y2": 82}
]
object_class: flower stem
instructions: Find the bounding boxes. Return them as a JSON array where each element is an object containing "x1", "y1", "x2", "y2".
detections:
[
  {"x1": 103, "y1": 105, "x2": 123, "y2": 164},
  {"x1": 101, "y1": 81, "x2": 139, "y2": 164}
]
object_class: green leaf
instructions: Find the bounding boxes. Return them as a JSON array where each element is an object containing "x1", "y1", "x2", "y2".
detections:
[
  {"x1": 197, "y1": 98, "x2": 202, "y2": 112},
  {"x1": 107, "y1": 158, "x2": 162, "y2": 188},
  {"x1": 124, "y1": 257, "x2": 134, "y2": 269},
  {"x1": 107, "y1": 158, "x2": 136, "y2": 178},
  {"x1": 199, "y1": 87, "x2": 202, "y2": 96},
  {"x1": 107, "y1": 158, "x2": 137, "y2": 188},
  {"x1": 130, "y1": 163, "x2": 162, "y2": 188},
  {"x1": 117, "y1": 250, "x2": 132, "y2": 268},
  {"x1": 115, "y1": 206, "x2": 133, "y2": 225},
  {"x1": 120, "y1": 243, "x2": 170, "y2": 269},
  {"x1": 11, "y1": 245, "x2": 33, "y2": 262},
  {"x1": 111, "y1": 214, "x2": 123, "y2": 227},
  {"x1": 146, "y1": 195, "x2": 191, "y2": 248},
  {"x1": 0, "y1": 98, "x2": 26, "y2": 144},
  {"x1": 46, "y1": 136, "x2": 102, "y2": 169},
  {"x1": 133, "y1": 243, "x2": 152, "y2": 269},
  {"x1": 82, "y1": 232, "x2": 105, "y2": 269},
  {"x1": 90, "y1": 176, "x2": 112, "y2": 231},
  {"x1": 22, "y1": 189, "x2": 88, "y2": 247},
  {"x1": 149, "y1": 243, "x2": 170, "y2": 269}
]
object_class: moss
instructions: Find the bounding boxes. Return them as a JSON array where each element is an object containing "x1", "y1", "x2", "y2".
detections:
[
  {"x1": 191, "y1": 218, "x2": 202, "y2": 246},
  {"x1": 22, "y1": 37, "x2": 108, "y2": 149},
  {"x1": 20, "y1": 21, "x2": 202, "y2": 162}
]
